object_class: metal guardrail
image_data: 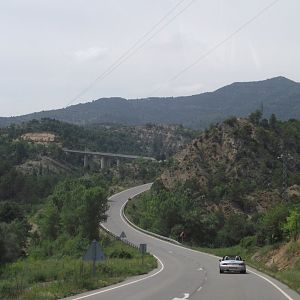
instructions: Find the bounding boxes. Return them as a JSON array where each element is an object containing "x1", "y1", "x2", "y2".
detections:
[
  {"x1": 99, "y1": 223, "x2": 139, "y2": 250},
  {"x1": 122, "y1": 199, "x2": 182, "y2": 246}
]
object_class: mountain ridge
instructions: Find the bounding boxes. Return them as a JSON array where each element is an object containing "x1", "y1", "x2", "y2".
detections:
[{"x1": 1, "y1": 76, "x2": 299, "y2": 129}]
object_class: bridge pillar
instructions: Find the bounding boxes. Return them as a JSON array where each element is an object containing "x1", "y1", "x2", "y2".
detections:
[
  {"x1": 106, "y1": 159, "x2": 111, "y2": 168},
  {"x1": 100, "y1": 157, "x2": 106, "y2": 169},
  {"x1": 84, "y1": 154, "x2": 89, "y2": 168}
]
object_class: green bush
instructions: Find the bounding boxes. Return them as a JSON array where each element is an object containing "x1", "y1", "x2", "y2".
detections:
[
  {"x1": 109, "y1": 249, "x2": 133, "y2": 259},
  {"x1": 240, "y1": 236, "x2": 257, "y2": 249}
]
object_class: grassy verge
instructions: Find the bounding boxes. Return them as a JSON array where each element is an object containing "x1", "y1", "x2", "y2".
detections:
[{"x1": 0, "y1": 238, "x2": 157, "y2": 300}]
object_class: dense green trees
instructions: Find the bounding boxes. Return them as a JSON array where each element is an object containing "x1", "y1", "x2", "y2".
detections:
[
  {"x1": 33, "y1": 178, "x2": 108, "y2": 258},
  {"x1": 283, "y1": 208, "x2": 300, "y2": 241},
  {"x1": 127, "y1": 187, "x2": 300, "y2": 248},
  {"x1": 127, "y1": 189, "x2": 222, "y2": 246},
  {"x1": 0, "y1": 202, "x2": 31, "y2": 263}
]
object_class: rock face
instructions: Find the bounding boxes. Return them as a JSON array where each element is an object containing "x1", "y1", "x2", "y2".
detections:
[
  {"x1": 158, "y1": 117, "x2": 300, "y2": 215},
  {"x1": 89, "y1": 123, "x2": 197, "y2": 159},
  {"x1": 126, "y1": 124, "x2": 196, "y2": 159},
  {"x1": 21, "y1": 132, "x2": 56, "y2": 144}
]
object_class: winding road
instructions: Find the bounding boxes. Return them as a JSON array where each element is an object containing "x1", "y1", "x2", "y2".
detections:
[{"x1": 65, "y1": 183, "x2": 300, "y2": 300}]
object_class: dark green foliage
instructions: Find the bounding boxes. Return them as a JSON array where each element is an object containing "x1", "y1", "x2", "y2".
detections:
[
  {"x1": 283, "y1": 208, "x2": 300, "y2": 241},
  {"x1": 269, "y1": 113, "x2": 278, "y2": 130},
  {"x1": 126, "y1": 190, "x2": 221, "y2": 246},
  {"x1": 259, "y1": 204, "x2": 290, "y2": 244},
  {"x1": 239, "y1": 235, "x2": 257, "y2": 249},
  {"x1": 109, "y1": 249, "x2": 133, "y2": 259},
  {"x1": 224, "y1": 116, "x2": 238, "y2": 127},
  {"x1": 249, "y1": 110, "x2": 263, "y2": 125},
  {"x1": 215, "y1": 215, "x2": 255, "y2": 247},
  {"x1": 0, "y1": 219, "x2": 31, "y2": 263},
  {"x1": 0, "y1": 202, "x2": 23, "y2": 223},
  {"x1": 0, "y1": 222, "x2": 22, "y2": 263},
  {"x1": 36, "y1": 177, "x2": 108, "y2": 257}
]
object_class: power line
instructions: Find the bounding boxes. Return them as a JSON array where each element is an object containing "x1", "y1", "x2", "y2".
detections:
[
  {"x1": 66, "y1": 0, "x2": 196, "y2": 107},
  {"x1": 83, "y1": 0, "x2": 197, "y2": 93},
  {"x1": 150, "y1": 0, "x2": 280, "y2": 96}
]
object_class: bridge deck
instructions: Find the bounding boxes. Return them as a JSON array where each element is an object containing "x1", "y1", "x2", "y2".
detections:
[{"x1": 63, "y1": 149, "x2": 156, "y2": 161}]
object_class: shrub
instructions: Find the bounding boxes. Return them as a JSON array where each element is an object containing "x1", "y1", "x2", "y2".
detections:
[
  {"x1": 240, "y1": 236, "x2": 257, "y2": 249},
  {"x1": 109, "y1": 249, "x2": 133, "y2": 259}
]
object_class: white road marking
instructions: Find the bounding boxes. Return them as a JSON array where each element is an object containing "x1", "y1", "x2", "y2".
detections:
[
  {"x1": 247, "y1": 269, "x2": 294, "y2": 300},
  {"x1": 197, "y1": 267, "x2": 203, "y2": 271},
  {"x1": 168, "y1": 250, "x2": 173, "y2": 254},
  {"x1": 197, "y1": 287, "x2": 203, "y2": 292},
  {"x1": 172, "y1": 293, "x2": 189, "y2": 300}
]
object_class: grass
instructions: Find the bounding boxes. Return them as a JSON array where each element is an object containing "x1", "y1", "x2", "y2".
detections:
[{"x1": 0, "y1": 239, "x2": 157, "y2": 300}]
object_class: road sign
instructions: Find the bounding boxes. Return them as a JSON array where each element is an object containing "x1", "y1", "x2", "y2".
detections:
[
  {"x1": 83, "y1": 240, "x2": 105, "y2": 262},
  {"x1": 83, "y1": 240, "x2": 105, "y2": 275},
  {"x1": 120, "y1": 231, "x2": 127, "y2": 239},
  {"x1": 139, "y1": 243, "x2": 147, "y2": 254}
]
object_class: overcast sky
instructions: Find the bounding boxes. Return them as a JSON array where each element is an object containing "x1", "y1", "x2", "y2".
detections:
[{"x1": 1, "y1": 0, "x2": 299, "y2": 117}]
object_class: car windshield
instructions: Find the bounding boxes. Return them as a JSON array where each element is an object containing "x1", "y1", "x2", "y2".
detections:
[{"x1": 223, "y1": 256, "x2": 242, "y2": 261}]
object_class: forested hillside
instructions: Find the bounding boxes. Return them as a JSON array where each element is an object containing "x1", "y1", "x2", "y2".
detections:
[
  {"x1": 6, "y1": 118, "x2": 196, "y2": 160},
  {"x1": 1, "y1": 118, "x2": 186, "y2": 264},
  {"x1": 127, "y1": 112, "x2": 300, "y2": 248},
  {"x1": 1, "y1": 76, "x2": 299, "y2": 129},
  {"x1": 0, "y1": 120, "x2": 165, "y2": 299}
]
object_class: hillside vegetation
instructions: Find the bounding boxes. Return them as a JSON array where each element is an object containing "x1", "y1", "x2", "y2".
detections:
[
  {"x1": 1, "y1": 77, "x2": 300, "y2": 129},
  {"x1": 126, "y1": 112, "x2": 300, "y2": 247},
  {"x1": 0, "y1": 120, "x2": 167, "y2": 299},
  {"x1": 6, "y1": 118, "x2": 196, "y2": 160}
]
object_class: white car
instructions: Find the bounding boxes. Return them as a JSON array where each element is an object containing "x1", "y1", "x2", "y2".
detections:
[{"x1": 219, "y1": 255, "x2": 246, "y2": 274}]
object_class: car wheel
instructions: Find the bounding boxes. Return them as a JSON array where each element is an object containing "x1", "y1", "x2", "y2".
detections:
[
  {"x1": 240, "y1": 270, "x2": 246, "y2": 274},
  {"x1": 220, "y1": 269, "x2": 224, "y2": 274}
]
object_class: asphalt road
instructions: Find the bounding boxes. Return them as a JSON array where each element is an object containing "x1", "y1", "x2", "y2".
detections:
[{"x1": 65, "y1": 183, "x2": 300, "y2": 300}]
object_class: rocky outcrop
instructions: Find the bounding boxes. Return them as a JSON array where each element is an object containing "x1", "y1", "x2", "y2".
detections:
[{"x1": 158, "y1": 117, "x2": 300, "y2": 215}]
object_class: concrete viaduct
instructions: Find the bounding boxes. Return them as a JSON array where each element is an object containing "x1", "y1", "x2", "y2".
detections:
[{"x1": 63, "y1": 148, "x2": 156, "y2": 169}]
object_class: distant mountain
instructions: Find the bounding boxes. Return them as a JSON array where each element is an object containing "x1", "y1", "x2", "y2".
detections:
[{"x1": 1, "y1": 76, "x2": 299, "y2": 129}]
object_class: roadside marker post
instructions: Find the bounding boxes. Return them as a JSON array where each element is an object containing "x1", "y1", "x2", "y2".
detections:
[
  {"x1": 139, "y1": 243, "x2": 147, "y2": 264},
  {"x1": 83, "y1": 240, "x2": 105, "y2": 275}
]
